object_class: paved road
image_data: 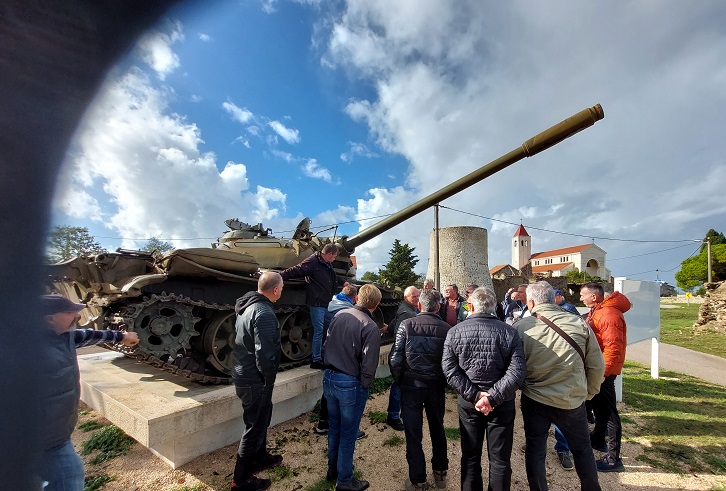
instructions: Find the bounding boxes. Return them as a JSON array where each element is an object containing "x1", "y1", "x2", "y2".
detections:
[{"x1": 626, "y1": 339, "x2": 726, "y2": 387}]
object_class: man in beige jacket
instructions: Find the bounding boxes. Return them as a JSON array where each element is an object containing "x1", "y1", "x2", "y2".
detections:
[{"x1": 515, "y1": 281, "x2": 605, "y2": 491}]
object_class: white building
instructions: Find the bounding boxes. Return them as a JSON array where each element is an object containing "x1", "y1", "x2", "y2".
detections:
[{"x1": 510, "y1": 224, "x2": 611, "y2": 281}]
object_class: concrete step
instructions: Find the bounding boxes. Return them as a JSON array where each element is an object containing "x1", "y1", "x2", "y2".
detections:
[{"x1": 78, "y1": 345, "x2": 392, "y2": 468}]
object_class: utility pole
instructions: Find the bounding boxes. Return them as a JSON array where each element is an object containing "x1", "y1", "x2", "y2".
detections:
[
  {"x1": 707, "y1": 236, "x2": 712, "y2": 283},
  {"x1": 434, "y1": 204, "x2": 440, "y2": 291}
]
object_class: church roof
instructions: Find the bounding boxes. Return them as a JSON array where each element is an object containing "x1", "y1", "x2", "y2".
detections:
[
  {"x1": 530, "y1": 244, "x2": 592, "y2": 259},
  {"x1": 513, "y1": 224, "x2": 529, "y2": 237},
  {"x1": 489, "y1": 264, "x2": 519, "y2": 276}
]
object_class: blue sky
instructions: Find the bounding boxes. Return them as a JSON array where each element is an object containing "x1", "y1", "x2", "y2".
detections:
[{"x1": 52, "y1": 0, "x2": 726, "y2": 289}]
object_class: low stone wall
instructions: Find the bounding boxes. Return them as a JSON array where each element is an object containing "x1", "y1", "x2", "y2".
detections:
[{"x1": 660, "y1": 295, "x2": 706, "y2": 304}]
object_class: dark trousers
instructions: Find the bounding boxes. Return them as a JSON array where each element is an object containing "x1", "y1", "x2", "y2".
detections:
[
  {"x1": 234, "y1": 383, "x2": 274, "y2": 482},
  {"x1": 400, "y1": 383, "x2": 449, "y2": 484},
  {"x1": 520, "y1": 394, "x2": 601, "y2": 491},
  {"x1": 591, "y1": 375, "x2": 622, "y2": 459},
  {"x1": 319, "y1": 394, "x2": 329, "y2": 423},
  {"x1": 458, "y1": 397, "x2": 515, "y2": 491}
]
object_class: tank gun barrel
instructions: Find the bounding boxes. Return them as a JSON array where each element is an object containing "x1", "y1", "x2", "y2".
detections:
[{"x1": 340, "y1": 104, "x2": 604, "y2": 252}]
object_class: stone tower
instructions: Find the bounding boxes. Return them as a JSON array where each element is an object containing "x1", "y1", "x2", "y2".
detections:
[
  {"x1": 512, "y1": 224, "x2": 531, "y2": 270},
  {"x1": 427, "y1": 226, "x2": 493, "y2": 291}
]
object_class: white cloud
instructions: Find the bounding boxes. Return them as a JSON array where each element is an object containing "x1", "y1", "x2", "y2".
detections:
[
  {"x1": 190, "y1": 94, "x2": 203, "y2": 103},
  {"x1": 223, "y1": 101, "x2": 254, "y2": 124},
  {"x1": 269, "y1": 121, "x2": 301, "y2": 144},
  {"x1": 56, "y1": 69, "x2": 286, "y2": 248},
  {"x1": 198, "y1": 33, "x2": 212, "y2": 42},
  {"x1": 340, "y1": 141, "x2": 378, "y2": 163},
  {"x1": 302, "y1": 159, "x2": 332, "y2": 182},
  {"x1": 137, "y1": 20, "x2": 184, "y2": 80}
]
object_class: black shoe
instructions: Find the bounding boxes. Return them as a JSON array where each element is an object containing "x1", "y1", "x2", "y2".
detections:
[
  {"x1": 356, "y1": 430, "x2": 366, "y2": 440},
  {"x1": 557, "y1": 452, "x2": 574, "y2": 470},
  {"x1": 314, "y1": 421, "x2": 329, "y2": 434},
  {"x1": 596, "y1": 455, "x2": 624, "y2": 472},
  {"x1": 231, "y1": 476, "x2": 272, "y2": 491},
  {"x1": 326, "y1": 468, "x2": 337, "y2": 482},
  {"x1": 310, "y1": 360, "x2": 326, "y2": 370},
  {"x1": 386, "y1": 416, "x2": 404, "y2": 431},
  {"x1": 250, "y1": 452, "x2": 282, "y2": 474},
  {"x1": 336, "y1": 477, "x2": 370, "y2": 491}
]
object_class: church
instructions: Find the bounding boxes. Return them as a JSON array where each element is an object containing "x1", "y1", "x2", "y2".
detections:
[{"x1": 490, "y1": 224, "x2": 611, "y2": 281}]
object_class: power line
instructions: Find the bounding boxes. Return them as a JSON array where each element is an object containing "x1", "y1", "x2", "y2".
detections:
[
  {"x1": 620, "y1": 245, "x2": 702, "y2": 278},
  {"x1": 608, "y1": 243, "x2": 695, "y2": 261}
]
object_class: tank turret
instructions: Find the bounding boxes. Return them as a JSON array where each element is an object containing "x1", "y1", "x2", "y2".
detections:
[{"x1": 48, "y1": 105, "x2": 603, "y2": 382}]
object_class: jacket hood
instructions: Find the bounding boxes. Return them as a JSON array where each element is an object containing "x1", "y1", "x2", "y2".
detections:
[
  {"x1": 599, "y1": 291, "x2": 631, "y2": 314},
  {"x1": 328, "y1": 296, "x2": 354, "y2": 312},
  {"x1": 235, "y1": 291, "x2": 271, "y2": 314}
]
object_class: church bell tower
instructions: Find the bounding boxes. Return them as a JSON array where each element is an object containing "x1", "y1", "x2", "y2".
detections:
[{"x1": 512, "y1": 224, "x2": 531, "y2": 271}]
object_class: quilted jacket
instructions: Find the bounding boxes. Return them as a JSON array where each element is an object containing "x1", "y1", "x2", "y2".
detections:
[
  {"x1": 388, "y1": 312, "x2": 451, "y2": 387},
  {"x1": 442, "y1": 313, "x2": 526, "y2": 407},
  {"x1": 585, "y1": 291, "x2": 631, "y2": 376}
]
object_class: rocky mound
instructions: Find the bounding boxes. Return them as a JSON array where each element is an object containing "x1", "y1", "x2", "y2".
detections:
[{"x1": 694, "y1": 281, "x2": 726, "y2": 332}]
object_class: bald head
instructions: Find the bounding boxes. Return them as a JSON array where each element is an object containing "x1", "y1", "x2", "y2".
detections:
[{"x1": 258, "y1": 272, "x2": 283, "y2": 302}]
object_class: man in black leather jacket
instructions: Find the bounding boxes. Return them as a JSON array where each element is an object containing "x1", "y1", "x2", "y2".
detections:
[
  {"x1": 389, "y1": 289, "x2": 450, "y2": 491},
  {"x1": 231, "y1": 272, "x2": 284, "y2": 491},
  {"x1": 442, "y1": 287, "x2": 526, "y2": 491}
]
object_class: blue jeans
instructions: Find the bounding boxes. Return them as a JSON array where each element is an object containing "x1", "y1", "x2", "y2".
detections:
[
  {"x1": 554, "y1": 425, "x2": 570, "y2": 453},
  {"x1": 310, "y1": 306, "x2": 326, "y2": 362},
  {"x1": 323, "y1": 370, "x2": 369, "y2": 486},
  {"x1": 40, "y1": 440, "x2": 84, "y2": 491},
  {"x1": 387, "y1": 381, "x2": 401, "y2": 419}
]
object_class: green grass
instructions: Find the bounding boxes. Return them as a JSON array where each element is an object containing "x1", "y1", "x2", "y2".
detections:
[
  {"x1": 444, "y1": 427, "x2": 460, "y2": 440},
  {"x1": 171, "y1": 485, "x2": 208, "y2": 491},
  {"x1": 368, "y1": 410, "x2": 388, "y2": 424},
  {"x1": 383, "y1": 435, "x2": 404, "y2": 446},
  {"x1": 622, "y1": 361, "x2": 726, "y2": 474},
  {"x1": 269, "y1": 465, "x2": 294, "y2": 481},
  {"x1": 81, "y1": 425, "x2": 135, "y2": 465},
  {"x1": 659, "y1": 304, "x2": 726, "y2": 358},
  {"x1": 84, "y1": 474, "x2": 113, "y2": 491},
  {"x1": 302, "y1": 469, "x2": 362, "y2": 491},
  {"x1": 368, "y1": 376, "x2": 393, "y2": 395},
  {"x1": 78, "y1": 420, "x2": 104, "y2": 432}
]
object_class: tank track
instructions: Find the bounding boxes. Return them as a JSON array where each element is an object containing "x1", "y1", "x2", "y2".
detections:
[{"x1": 104, "y1": 292, "x2": 309, "y2": 385}]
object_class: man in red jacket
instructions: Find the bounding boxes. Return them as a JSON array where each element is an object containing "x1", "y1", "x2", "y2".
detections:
[{"x1": 580, "y1": 282, "x2": 631, "y2": 472}]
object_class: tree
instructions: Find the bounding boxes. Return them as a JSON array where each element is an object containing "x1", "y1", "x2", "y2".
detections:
[
  {"x1": 675, "y1": 243, "x2": 726, "y2": 291},
  {"x1": 378, "y1": 239, "x2": 419, "y2": 290},
  {"x1": 564, "y1": 268, "x2": 602, "y2": 284},
  {"x1": 142, "y1": 237, "x2": 174, "y2": 257},
  {"x1": 46, "y1": 225, "x2": 106, "y2": 263},
  {"x1": 360, "y1": 271, "x2": 380, "y2": 283},
  {"x1": 700, "y1": 229, "x2": 726, "y2": 253}
]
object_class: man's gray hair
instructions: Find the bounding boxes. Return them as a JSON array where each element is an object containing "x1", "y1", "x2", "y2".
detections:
[
  {"x1": 418, "y1": 289, "x2": 441, "y2": 313},
  {"x1": 526, "y1": 281, "x2": 555, "y2": 306},
  {"x1": 403, "y1": 285, "x2": 418, "y2": 298},
  {"x1": 423, "y1": 278, "x2": 434, "y2": 288},
  {"x1": 468, "y1": 287, "x2": 497, "y2": 314}
]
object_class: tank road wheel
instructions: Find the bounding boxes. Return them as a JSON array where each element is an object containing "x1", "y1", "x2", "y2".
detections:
[
  {"x1": 202, "y1": 311, "x2": 236, "y2": 375},
  {"x1": 278, "y1": 311, "x2": 313, "y2": 361},
  {"x1": 133, "y1": 299, "x2": 200, "y2": 358}
]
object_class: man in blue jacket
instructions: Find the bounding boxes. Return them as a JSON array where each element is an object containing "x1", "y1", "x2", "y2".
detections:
[
  {"x1": 231, "y1": 272, "x2": 284, "y2": 491},
  {"x1": 39, "y1": 295, "x2": 139, "y2": 491}
]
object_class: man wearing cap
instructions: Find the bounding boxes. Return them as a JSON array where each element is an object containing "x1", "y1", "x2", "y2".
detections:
[
  {"x1": 39, "y1": 295, "x2": 139, "y2": 491},
  {"x1": 555, "y1": 289, "x2": 580, "y2": 316}
]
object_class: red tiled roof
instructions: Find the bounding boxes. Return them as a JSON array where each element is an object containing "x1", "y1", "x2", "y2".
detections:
[
  {"x1": 530, "y1": 244, "x2": 592, "y2": 259},
  {"x1": 489, "y1": 264, "x2": 510, "y2": 275},
  {"x1": 513, "y1": 224, "x2": 529, "y2": 237},
  {"x1": 531, "y1": 262, "x2": 574, "y2": 272}
]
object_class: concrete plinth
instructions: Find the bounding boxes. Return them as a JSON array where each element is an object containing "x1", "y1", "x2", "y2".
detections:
[{"x1": 78, "y1": 345, "x2": 392, "y2": 469}]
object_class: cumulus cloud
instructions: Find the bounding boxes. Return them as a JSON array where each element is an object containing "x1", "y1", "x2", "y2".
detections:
[
  {"x1": 55, "y1": 68, "x2": 286, "y2": 248},
  {"x1": 223, "y1": 101, "x2": 254, "y2": 124},
  {"x1": 269, "y1": 120, "x2": 301, "y2": 144},
  {"x1": 137, "y1": 20, "x2": 184, "y2": 80},
  {"x1": 302, "y1": 159, "x2": 333, "y2": 182}
]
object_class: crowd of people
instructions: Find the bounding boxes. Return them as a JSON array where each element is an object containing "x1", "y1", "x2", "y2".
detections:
[{"x1": 38, "y1": 242, "x2": 629, "y2": 491}]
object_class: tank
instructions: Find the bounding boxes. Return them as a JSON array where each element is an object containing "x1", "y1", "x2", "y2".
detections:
[{"x1": 47, "y1": 104, "x2": 604, "y2": 383}]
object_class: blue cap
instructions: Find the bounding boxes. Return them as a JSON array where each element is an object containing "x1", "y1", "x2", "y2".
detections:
[
  {"x1": 553, "y1": 289, "x2": 564, "y2": 296},
  {"x1": 40, "y1": 295, "x2": 86, "y2": 315}
]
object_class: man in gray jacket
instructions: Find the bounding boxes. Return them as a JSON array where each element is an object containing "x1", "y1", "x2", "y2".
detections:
[
  {"x1": 515, "y1": 281, "x2": 605, "y2": 491},
  {"x1": 231, "y1": 272, "x2": 284, "y2": 491},
  {"x1": 323, "y1": 284, "x2": 382, "y2": 491},
  {"x1": 442, "y1": 287, "x2": 526, "y2": 491}
]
